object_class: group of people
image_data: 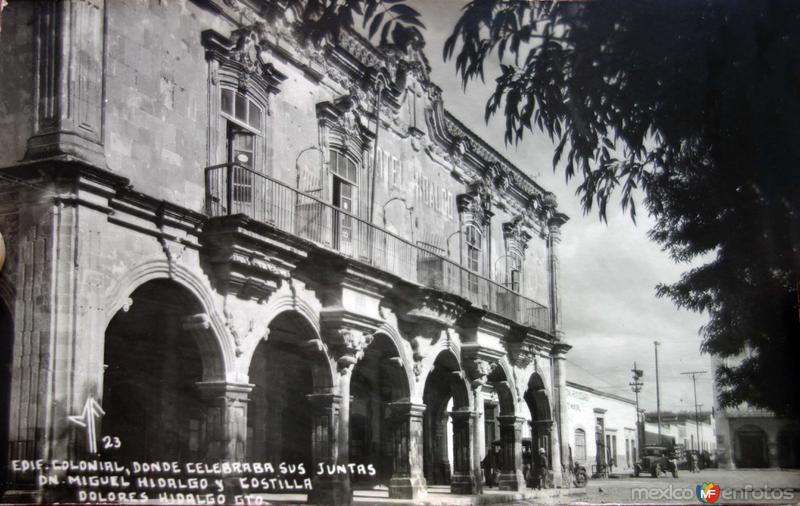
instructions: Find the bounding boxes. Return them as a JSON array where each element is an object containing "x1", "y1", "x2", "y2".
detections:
[{"x1": 481, "y1": 443, "x2": 550, "y2": 489}]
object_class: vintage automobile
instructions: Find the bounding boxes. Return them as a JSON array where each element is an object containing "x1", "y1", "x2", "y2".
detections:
[{"x1": 634, "y1": 446, "x2": 679, "y2": 478}]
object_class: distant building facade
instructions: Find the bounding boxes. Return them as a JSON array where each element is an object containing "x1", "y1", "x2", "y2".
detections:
[
  {"x1": 0, "y1": 0, "x2": 572, "y2": 503},
  {"x1": 644, "y1": 412, "x2": 716, "y2": 455},
  {"x1": 565, "y1": 382, "x2": 639, "y2": 475},
  {"x1": 712, "y1": 358, "x2": 800, "y2": 469}
]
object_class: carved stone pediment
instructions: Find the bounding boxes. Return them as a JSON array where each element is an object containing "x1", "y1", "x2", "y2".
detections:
[{"x1": 202, "y1": 28, "x2": 287, "y2": 94}]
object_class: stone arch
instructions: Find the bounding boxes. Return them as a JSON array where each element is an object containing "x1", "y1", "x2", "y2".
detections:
[
  {"x1": 101, "y1": 278, "x2": 220, "y2": 462},
  {"x1": 103, "y1": 258, "x2": 232, "y2": 381},
  {"x1": 488, "y1": 357, "x2": 517, "y2": 416},
  {"x1": 415, "y1": 330, "x2": 463, "y2": 392},
  {"x1": 246, "y1": 308, "x2": 335, "y2": 466},
  {"x1": 524, "y1": 372, "x2": 552, "y2": 422},
  {"x1": 734, "y1": 424, "x2": 769, "y2": 468},
  {"x1": 236, "y1": 284, "x2": 328, "y2": 380},
  {"x1": 376, "y1": 323, "x2": 416, "y2": 399},
  {"x1": 252, "y1": 309, "x2": 335, "y2": 391}
]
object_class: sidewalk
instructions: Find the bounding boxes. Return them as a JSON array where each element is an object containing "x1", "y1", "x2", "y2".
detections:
[{"x1": 257, "y1": 485, "x2": 587, "y2": 505}]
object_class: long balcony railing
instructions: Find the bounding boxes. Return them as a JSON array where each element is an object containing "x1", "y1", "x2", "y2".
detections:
[{"x1": 205, "y1": 163, "x2": 551, "y2": 333}]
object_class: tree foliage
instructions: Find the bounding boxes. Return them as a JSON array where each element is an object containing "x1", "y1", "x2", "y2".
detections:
[
  {"x1": 259, "y1": 0, "x2": 424, "y2": 49},
  {"x1": 444, "y1": 0, "x2": 800, "y2": 416}
]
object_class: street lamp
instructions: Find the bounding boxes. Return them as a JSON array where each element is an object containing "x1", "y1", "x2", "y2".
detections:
[{"x1": 630, "y1": 363, "x2": 644, "y2": 458}]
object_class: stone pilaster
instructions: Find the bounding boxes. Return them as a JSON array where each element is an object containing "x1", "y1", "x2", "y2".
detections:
[
  {"x1": 497, "y1": 415, "x2": 525, "y2": 491},
  {"x1": 449, "y1": 410, "x2": 477, "y2": 494},
  {"x1": 387, "y1": 402, "x2": 426, "y2": 500},
  {"x1": 196, "y1": 381, "x2": 253, "y2": 461},
  {"x1": 26, "y1": 0, "x2": 106, "y2": 167},
  {"x1": 546, "y1": 203, "x2": 568, "y2": 340},
  {"x1": 307, "y1": 393, "x2": 346, "y2": 505}
]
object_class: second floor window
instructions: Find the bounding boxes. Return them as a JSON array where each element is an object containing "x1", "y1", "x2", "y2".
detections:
[
  {"x1": 465, "y1": 224, "x2": 482, "y2": 274},
  {"x1": 221, "y1": 88, "x2": 263, "y2": 204}
]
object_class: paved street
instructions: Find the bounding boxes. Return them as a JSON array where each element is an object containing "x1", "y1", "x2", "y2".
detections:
[{"x1": 554, "y1": 469, "x2": 800, "y2": 504}]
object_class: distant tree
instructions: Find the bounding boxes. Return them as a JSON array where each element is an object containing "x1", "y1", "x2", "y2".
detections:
[{"x1": 442, "y1": 0, "x2": 800, "y2": 417}]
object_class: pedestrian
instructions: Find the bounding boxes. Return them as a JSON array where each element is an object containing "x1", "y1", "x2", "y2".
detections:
[{"x1": 535, "y1": 448, "x2": 549, "y2": 489}]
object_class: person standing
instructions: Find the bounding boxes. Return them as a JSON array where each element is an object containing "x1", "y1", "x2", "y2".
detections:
[{"x1": 535, "y1": 448, "x2": 549, "y2": 489}]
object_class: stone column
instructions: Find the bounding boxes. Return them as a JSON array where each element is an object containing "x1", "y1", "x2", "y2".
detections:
[
  {"x1": 449, "y1": 410, "x2": 477, "y2": 494},
  {"x1": 497, "y1": 416, "x2": 525, "y2": 491},
  {"x1": 470, "y1": 382, "x2": 485, "y2": 494},
  {"x1": 552, "y1": 343, "x2": 571, "y2": 486},
  {"x1": 307, "y1": 393, "x2": 345, "y2": 504},
  {"x1": 387, "y1": 402, "x2": 426, "y2": 500},
  {"x1": 196, "y1": 381, "x2": 253, "y2": 461},
  {"x1": 313, "y1": 327, "x2": 373, "y2": 504}
]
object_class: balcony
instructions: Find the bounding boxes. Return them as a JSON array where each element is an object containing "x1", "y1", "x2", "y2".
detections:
[{"x1": 205, "y1": 163, "x2": 551, "y2": 334}]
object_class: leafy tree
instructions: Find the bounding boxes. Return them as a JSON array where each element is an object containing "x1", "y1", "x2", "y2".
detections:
[{"x1": 442, "y1": 0, "x2": 800, "y2": 417}]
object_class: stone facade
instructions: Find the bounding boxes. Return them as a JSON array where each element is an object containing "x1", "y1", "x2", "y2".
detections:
[{"x1": 0, "y1": 0, "x2": 572, "y2": 503}]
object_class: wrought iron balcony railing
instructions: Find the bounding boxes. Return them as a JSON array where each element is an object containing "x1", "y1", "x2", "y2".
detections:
[{"x1": 205, "y1": 163, "x2": 551, "y2": 333}]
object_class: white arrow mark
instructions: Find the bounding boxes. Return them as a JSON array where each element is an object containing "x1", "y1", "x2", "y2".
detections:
[{"x1": 67, "y1": 397, "x2": 105, "y2": 454}]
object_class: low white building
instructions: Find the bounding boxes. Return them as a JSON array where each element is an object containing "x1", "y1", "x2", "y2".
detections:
[
  {"x1": 644, "y1": 412, "x2": 716, "y2": 454},
  {"x1": 565, "y1": 382, "x2": 640, "y2": 475}
]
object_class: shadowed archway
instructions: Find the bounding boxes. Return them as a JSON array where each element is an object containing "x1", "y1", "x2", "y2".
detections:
[
  {"x1": 422, "y1": 351, "x2": 471, "y2": 491},
  {"x1": 349, "y1": 333, "x2": 411, "y2": 487},
  {"x1": 247, "y1": 311, "x2": 333, "y2": 476},
  {"x1": 101, "y1": 279, "x2": 217, "y2": 462}
]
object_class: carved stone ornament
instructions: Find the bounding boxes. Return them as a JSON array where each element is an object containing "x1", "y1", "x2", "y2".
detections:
[
  {"x1": 503, "y1": 215, "x2": 532, "y2": 250},
  {"x1": 464, "y1": 358, "x2": 496, "y2": 384},
  {"x1": 457, "y1": 180, "x2": 493, "y2": 226},
  {"x1": 488, "y1": 162, "x2": 511, "y2": 193},
  {"x1": 411, "y1": 336, "x2": 430, "y2": 380},
  {"x1": 401, "y1": 292, "x2": 466, "y2": 329},
  {"x1": 332, "y1": 328, "x2": 374, "y2": 372},
  {"x1": 508, "y1": 340, "x2": 536, "y2": 369}
]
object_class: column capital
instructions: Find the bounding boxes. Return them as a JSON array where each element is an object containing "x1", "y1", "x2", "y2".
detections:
[
  {"x1": 307, "y1": 392, "x2": 342, "y2": 410},
  {"x1": 196, "y1": 381, "x2": 253, "y2": 400},
  {"x1": 449, "y1": 410, "x2": 476, "y2": 423},
  {"x1": 497, "y1": 415, "x2": 526, "y2": 427},
  {"x1": 387, "y1": 401, "x2": 426, "y2": 420},
  {"x1": 551, "y1": 342, "x2": 571, "y2": 358}
]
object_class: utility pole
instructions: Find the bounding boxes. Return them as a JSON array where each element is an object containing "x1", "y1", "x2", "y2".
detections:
[
  {"x1": 654, "y1": 341, "x2": 662, "y2": 446},
  {"x1": 681, "y1": 370, "x2": 707, "y2": 452},
  {"x1": 630, "y1": 363, "x2": 644, "y2": 458}
]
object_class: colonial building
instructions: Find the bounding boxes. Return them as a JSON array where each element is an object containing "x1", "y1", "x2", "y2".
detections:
[
  {"x1": 643, "y1": 411, "x2": 716, "y2": 457},
  {"x1": 0, "y1": 0, "x2": 571, "y2": 503},
  {"x1": 712, "y1": 357, "x2": 800, "y2": 469},
  {"x1": 565, "y1": 382, "x2": 639, "y2": 476}
]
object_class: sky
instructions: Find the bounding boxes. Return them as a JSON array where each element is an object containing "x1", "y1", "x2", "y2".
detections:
[{"x1": 408, "y1": 0, "x2": 713, "y2": 414}]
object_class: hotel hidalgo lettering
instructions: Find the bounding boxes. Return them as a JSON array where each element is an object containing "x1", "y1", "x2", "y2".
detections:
[{"x1": 0, "y1": 1, "x2": 571, "y2": 504}]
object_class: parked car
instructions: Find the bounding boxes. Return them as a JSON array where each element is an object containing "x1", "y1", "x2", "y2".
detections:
[{"x1": 634, "y1": 446, "x2": 678, "y2": 478}]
